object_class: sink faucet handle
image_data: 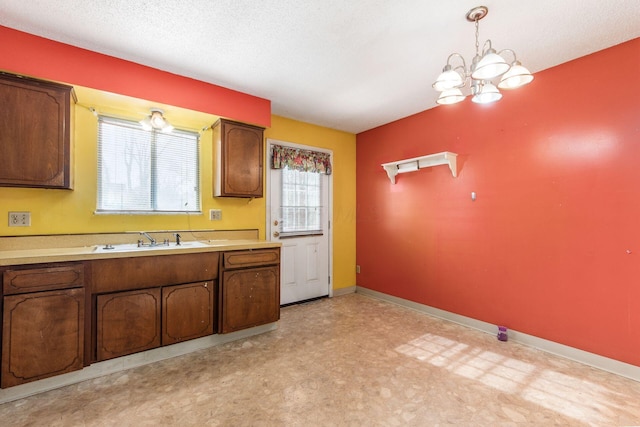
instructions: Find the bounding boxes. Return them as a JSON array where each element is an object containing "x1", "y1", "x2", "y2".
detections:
[
  {"x1": 139, "y1": 231, "x2": 156, "y2": 246},
  {"x1": 174, "y1": 233, "x2": 181, "y2": 246}
]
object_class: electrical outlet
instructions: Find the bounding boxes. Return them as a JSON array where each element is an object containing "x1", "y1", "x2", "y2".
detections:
[
  {"x1": 356, "y1": 265, "x2": 361, "y2": 274},
  {"x1": 209, "y1": 209, "x2": 222, "y2": 221},
  {"x1": 9, "y1": 211, "x2": 31, "y2": 227}
]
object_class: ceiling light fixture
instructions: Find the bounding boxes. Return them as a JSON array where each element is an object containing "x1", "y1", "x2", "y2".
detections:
[
  {"x1": 433, "y1": 6, "x2": 533, "y2": 105},
  {"x1": 140, "y1": 108, "x2": 174, "y2": 132}
]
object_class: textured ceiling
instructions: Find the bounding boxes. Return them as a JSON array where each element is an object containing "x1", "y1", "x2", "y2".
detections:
[{"x1": 1, "y1": 0, "x2": 638, "y2": 133}]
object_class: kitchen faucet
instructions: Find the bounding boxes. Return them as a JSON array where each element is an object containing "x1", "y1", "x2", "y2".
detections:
[{"x1": 139, "y1": 232, "x2": 157, "y2": 246}]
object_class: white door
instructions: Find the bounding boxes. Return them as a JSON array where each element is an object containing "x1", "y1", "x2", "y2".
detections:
[{"x1": 267, "y1": 140, "x2": 331, "y2": 305}]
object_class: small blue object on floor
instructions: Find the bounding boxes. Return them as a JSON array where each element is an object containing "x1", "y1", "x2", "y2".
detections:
[{"x1": 497, "y1": 325, "x2": 508, "y2": 341}]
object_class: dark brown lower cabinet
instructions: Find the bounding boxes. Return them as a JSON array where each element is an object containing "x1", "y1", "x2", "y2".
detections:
[
  {"x1": 96, "y1": 282, "x2": 216, "y2": 361},
  {"x1": 162, "y1": 281, "x2": 215, "y2": 345},
  {"x1": 220, "y1": 266, "x2": 279, "y2": 333},
  {"x1": 1, "y1": 288, "x2": 85, "y2": 388},
  {"x1": 0, "y1": 249, "x2": 282, "y2": 388},
  {"x1": 96, "y1": 288, "x2": 161, "y2": 361}
]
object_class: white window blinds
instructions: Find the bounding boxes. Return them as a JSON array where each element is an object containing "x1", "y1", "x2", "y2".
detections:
[{"x1": 97, "y1": 116, "x2": 200, "y2": 213}]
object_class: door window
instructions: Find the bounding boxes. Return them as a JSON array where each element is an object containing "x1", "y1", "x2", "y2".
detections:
[{"x1": 280, "y1": 167, "x2": 322, "y2": 236}]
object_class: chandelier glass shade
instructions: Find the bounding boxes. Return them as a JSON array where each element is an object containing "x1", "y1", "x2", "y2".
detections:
[
  {"x1": 436, "y1": 88, "x2": 466, "y2": 105},
  {"x1": 472, "y1": 82, "x2": 501, "y2": 104},
  {"x1": 497, "y1": 61, "x2": 535, "y2": 89},
  {"x1": 432, "y1": 66, "x2": 464, "y2": 92},
  {"x1": 433, "y1": 6, "x2": 533, "y2": 105}
]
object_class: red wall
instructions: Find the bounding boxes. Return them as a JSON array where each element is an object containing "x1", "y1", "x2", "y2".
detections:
[
  {"x1": 356, "y1": 38, "x2": 640, "y2": 366},
  {"x1": 0, "y1": 26, "x2": 270, "y2": 127}
]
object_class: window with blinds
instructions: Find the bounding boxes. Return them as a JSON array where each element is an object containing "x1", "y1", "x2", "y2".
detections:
[
  {"x1": 97, "y1": 116, "x2": 200, "y2": 213},
  {"x1": 280, "y1": 166, "x2": 322, "y2": 236}
]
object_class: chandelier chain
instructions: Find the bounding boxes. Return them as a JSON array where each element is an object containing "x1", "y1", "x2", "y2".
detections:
[{"x1": 474, "y1": 18, "x2": 480, "y2": 57}]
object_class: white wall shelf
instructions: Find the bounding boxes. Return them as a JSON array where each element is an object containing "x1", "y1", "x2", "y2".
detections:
[{"x1": 381, "y1": 151, "x2": 458, "y2": 184}]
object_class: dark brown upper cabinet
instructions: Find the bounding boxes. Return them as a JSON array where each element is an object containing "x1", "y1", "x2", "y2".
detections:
[
  {"x1": 0, "y1": 72, "x2": 76, "y2": 189},
  {"x1": 213, "y1": 118, "x2": 264, "y2": 198}
]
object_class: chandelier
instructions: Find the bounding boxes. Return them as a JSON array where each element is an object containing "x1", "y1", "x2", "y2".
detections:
[{"x1": 432, "y1": 6, "x2": 533, "y2": 105}]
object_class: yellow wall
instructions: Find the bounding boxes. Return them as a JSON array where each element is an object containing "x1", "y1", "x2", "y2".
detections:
[
  {"x1": 266, "y1": 116, "x2": 357, "y2": 291},
  {"x1": 0, "y1": 87, "x2": 357, "y2": 290}
]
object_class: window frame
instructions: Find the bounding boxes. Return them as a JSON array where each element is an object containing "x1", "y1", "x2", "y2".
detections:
[{"x1": 96, "y1": 115, "x2": 201, "y2": 215}]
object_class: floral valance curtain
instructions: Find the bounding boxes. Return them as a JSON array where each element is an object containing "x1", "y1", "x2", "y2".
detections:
[{"x1": 271, "y1": 144, "x2": 332, "y2": 175}]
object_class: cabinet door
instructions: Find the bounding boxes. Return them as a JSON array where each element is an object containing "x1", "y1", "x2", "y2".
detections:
[
  {"x1": 2, "y1": 288, "x2": 85, "y2": 388},
  {"x1": 162, "y1": 281, "x2": 215, "y2": 345},
  {"x1": 214, "y1": 119, "x2": 264, "y2": 198},
  {"x1": 220, "y1": 266, "x2": 280, "y2": 333},
  {"x1": 0, "y1": 73, "x2": 75, "y2": 189},
  {"x1": 96, "y1": 288, "x2": 161, "y2": 361}
]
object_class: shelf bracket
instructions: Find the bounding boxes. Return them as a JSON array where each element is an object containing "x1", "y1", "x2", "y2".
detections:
[{"x1": 381, "y1": 151, "x2": 458, "y2": 184}]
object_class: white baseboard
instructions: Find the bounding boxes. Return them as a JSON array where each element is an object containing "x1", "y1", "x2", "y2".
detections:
[
  {"x1": 0, "y1": 323, "x2": 277, "y2": 404},
  {"x1": 356, "y1": 286, "x2": 640, "y2": 383}
]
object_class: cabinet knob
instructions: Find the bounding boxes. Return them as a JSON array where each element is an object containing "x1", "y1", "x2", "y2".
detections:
[
  {"x1": 273, "y1": 231, "x2": 280, "y2": 237},
  {"x1": 273, "y1": 220, "x2": 279, "y2": 226}
]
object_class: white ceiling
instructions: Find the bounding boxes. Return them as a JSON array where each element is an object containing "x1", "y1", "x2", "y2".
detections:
[{"x1": 1, "y1": 1, "x2": 638, "y2": 133}]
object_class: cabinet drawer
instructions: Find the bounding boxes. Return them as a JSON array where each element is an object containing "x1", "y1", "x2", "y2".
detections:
[
  {"x1": 3, "y1": 264, "x2": 84, "y2": 295},
  {"x1": 223, "y1": 248, "x2": 280, "y2": 269},
  {"x1": 91, "y1": 252, "x2": 219, "y2": 293}
]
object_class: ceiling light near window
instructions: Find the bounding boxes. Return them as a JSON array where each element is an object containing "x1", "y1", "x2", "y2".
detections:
[
  {"x1": 432, "y1": 6, "x2": 534, "y2": 105},
  {"x1": 140, "y1": 108, "x2": 174, "y2": 132}
]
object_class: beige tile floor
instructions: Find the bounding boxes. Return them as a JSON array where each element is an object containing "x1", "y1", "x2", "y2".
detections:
[{"x1": 1, "y1": 293, "x2": 640, "y2": 426}]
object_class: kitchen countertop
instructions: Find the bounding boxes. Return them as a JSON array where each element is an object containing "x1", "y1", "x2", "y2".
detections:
[{"x1": 0, "y1": 230, "x2": 280, "y2": 266}]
